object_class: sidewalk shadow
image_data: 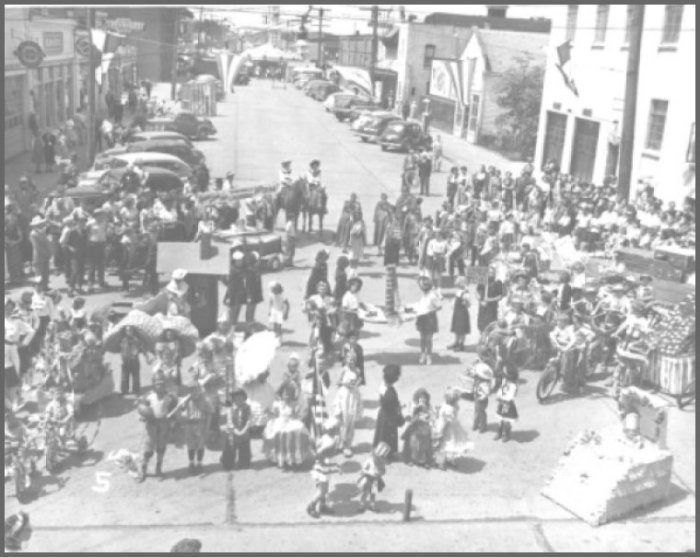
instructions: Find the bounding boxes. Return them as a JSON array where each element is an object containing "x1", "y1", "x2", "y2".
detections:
[
  {"x1": 358, "y1": 330, "x2": 380, "y2": 340},
  {"x1": 339, "y1": 460, "x2": 361, "y2": 474},
  {"x1": 17, "y1": 474, "x2": 69, "y2": 504},
  {"x1": 98, "y1": 394, "x2": 137, "y2": 419},
  {"x1": 622, "y1": 482, "x2": 689, "y2": 520},
  {"x1": 366, "y1": 351, "x2": 461, "y2": 367},
  {"x1": 356, "y1": 416, "x2": 376, "y2": 430},
  {"x1": 447, "y1": 456, "x2": 486, "y2": 475},
  {"x1": 363, "y1": 400, "x2": 379, "y2": 411},
  {"x1": 509, "y1": 429, "x2": 540, "y2": 444},
  {"x1": 327, "y1": 482, "x2": 362, "y2": 517},
  {"x1": 351, "y1": 442, "x2": 374, "y2": 456}
]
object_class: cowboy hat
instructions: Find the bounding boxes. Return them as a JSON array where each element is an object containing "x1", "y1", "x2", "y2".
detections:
[
  {"x1": 310, "y1": 159, "x2": 320, "y2": 167},
  {"x1": 30, "y1": 216, "x2": 46, "y2": 227},
  {"x1": 171, "y1": 269, "x2": 188, "y2": 281},
  {"x1": 347, "y1": 276, "x2": 363, "y2": 289}
]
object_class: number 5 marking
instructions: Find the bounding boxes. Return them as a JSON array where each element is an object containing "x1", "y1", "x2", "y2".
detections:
[{"x1": 92, "y1": 471, "x2": 112, "y2": 493}]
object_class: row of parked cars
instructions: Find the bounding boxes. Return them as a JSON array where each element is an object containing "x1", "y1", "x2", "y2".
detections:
[{"x1": 291, "y1": 67, "x2": 432, "y2": 153}]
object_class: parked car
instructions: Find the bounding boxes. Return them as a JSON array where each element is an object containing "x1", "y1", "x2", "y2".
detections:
[
  {"x1": 127, "y1": 130, "x2": 193, "y2": 148},
  {"x1": 378, "y1": 120, "x2": 432, "y2": 152},
  {"x1": 310, "y1": 82, "x2": 341, "y2": 101},
  {"x1": 77, "y1": 166, "x2": 184, "y2": 195},
  {"x1": 353, "y1": 111, "x2": 402, "y2": 143},
  {"x1": 124, "y1": 139, "x2": 205, "y2": 169},
  {"x1": 93, "y1": 152, "x2": 194, "y2": 180},
  {"x1": 146, "y1": 111, "x2": 216, "y2": 141},
  {"x1": 293, "y1": 69, "x2": 324, "y2": 89},
  {"x1": 303, "y1": 79, "x2": 332, "y2": 95},
  {"x1": 347, "y1": 104, "x2": 386, "y2": 123},
  {"x1": 324, "y1": 92, "x2": 381, "y2": 121}
]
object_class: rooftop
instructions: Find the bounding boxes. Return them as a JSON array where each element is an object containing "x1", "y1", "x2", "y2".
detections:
[{"x1": 424, "y1": 12, "x2": 551, "y2": 34}]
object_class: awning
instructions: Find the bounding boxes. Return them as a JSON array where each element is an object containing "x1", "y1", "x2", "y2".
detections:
[
  {"x1": 373, "y1": 67, "x2": 398, "y2": 79},
  {"x1": 381, "y1": 28, "x2": 399, "y2": 48},
  {"x1": 329, "y1": 65, "x2": 374, "y2": 98}
]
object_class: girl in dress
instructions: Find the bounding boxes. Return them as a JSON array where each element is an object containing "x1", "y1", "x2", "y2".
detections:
[
  {"x1": 448, "y1": 277, "x2": 471, "y2": 352},
  {"x1": 401, "y1": 388, "x2": 434, "y2": 468},
  {"x1": 357, "y1": 442, "x2": 390, "y2": 513},
  {"x1": 267, "y1": 281, "x2": 290, "y2": 345},
  {"x1": 154, "y1": 327, "x2": 182, "y2": 394},
  {"x1": 494, "y1": 364, "x2": 519, "y2": 442},
  {"x1": 264, "y1": 381, "x2": 313, "y2": 468},
  {"x1": 476, "y1": 267, "x2": 504, "y2": 333},
  {"x1": 410, "y1": 276, "x2": 442, "y2": 365},
  {"x1": 333, "y1": 350, "x2": 363, "y2": 458},
  {"x1": 426, "y1": 230, "x2": 448, "y2": 296},
  {"x1": 433, "y1": 387, "x2": 474, "y2": 470},
  {"x1": 372, "y1": 364, "x2": 404, "y2": 459},
  {"x1": 333, "y1": 255, "x2": 350, "y2": 306},
  {"x1": 349, "y1": 211, "x2": 367, "y2": 264},
  {"x1": 339, "y1": 277, "x2": 367, "y2": 341}
]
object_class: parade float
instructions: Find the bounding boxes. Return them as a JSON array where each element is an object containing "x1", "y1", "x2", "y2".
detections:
[{"x1": 542, "y1": 387, "x2": 674, "y2": 526}]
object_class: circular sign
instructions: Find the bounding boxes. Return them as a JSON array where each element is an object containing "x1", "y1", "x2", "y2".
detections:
[
  {"x1": 15, "y1": 41, "x2": 45, "y2": 68},
  {"x1": 75, "y1": 36, "x2": 91, "y2": 57}
]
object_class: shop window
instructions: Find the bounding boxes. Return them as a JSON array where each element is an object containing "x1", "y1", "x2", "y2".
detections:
[
  {"x1": 662, "y1": 5, "x2": 683, "y2": 44},
  {"x1": 645, "y1": 99, "x2": 669, "y2": 151},
  {"x1": 594, "y1": 5, "x2": 609, "y2": 44}
]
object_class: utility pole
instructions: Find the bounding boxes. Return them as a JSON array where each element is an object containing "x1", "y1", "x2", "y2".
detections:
[
  {"x1": 317, "y1": 7, "x2": 324, "y2": 68},
  {"x1": 87, "y1": 7, "x2": 96, "y2": 166},
  {"x1": 198, "y1": 6, "x2": 204, "y2": 50},
  {"x1": 618, "y1": 4, "x2": 644, "y2": 201},
  {"x1": 370, "y1": 5, "x2": 379, "y2": 96},
  {"x1": 171, "y1": 9, "x2": 179, "y2": 101}
]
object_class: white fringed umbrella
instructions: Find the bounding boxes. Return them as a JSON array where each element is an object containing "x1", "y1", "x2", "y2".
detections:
[{"x1": 234, "y1": 331, "x2": 278, "y2": 385}]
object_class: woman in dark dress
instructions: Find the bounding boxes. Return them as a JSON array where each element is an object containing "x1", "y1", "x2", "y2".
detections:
[
  {"x1": 333, "y1": 255, "x2": 350, "y2": 306},
  {"x1": 448, "y1": 277, "x2": 471, "y2": 351},
  {"x1": 305, "y1": 249, "x2": 330, "y2": 299},
  {"x1": 373, "y1": 364, "x2": 404, "y2": 458},
  {"x1": 42, "y1": 130, "x2": 56, "y2": 172},
  {"x1": 476, "y1": 266, "x2": 504, "y2": 333}
]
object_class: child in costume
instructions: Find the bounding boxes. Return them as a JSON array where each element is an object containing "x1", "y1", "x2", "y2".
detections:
[
  {"x1": 401, "y1": 388, "x2": 434, "y2": 467},
  {"x1": 372, "y1": 364, "x2": 404, "y2": 459},
  {"x1": 307, "y1": 431, "x2": 341, "y2": 518},
  {"x1": 333, "y1": 350, "x2": 363, "y2": 458},
  {"x1": 179, "y1": 381, "x2": 214, "y2": 474},
  {"x1": 43, "y1": 385, "x2": 76, "y2": 447},
  {"x1": 268, "y1": 281, "x2": 290, "y2": 345},
  {"x1": 470, "y1": 348, "x2": 495, "y2": 433},
  {"x1": 137, "y1": 372, "x2": 177, "y2": 481},
  {"x1": 223, "y1": 387, "x2": 252, "y2": 470},
  {"x1": 433, "y1": 387, "x2": 474, "y2": 470},
  {"x1": 494, "y1": 363, "x2": 519, "y2": 442},
  {"x1": 357, "y1": 441, "x2": 390, "y2": 512}
]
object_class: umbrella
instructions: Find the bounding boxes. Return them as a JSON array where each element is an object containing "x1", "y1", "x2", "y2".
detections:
[
  {"x1": 102, "y1": 310, "x2": 160, "y2": 353},
  {"x1": 234, "y1": 331, "x2": 278, "y2": 385},
  {"x1": 154, "y1": 314, "x2": 200, "y2": 358}
]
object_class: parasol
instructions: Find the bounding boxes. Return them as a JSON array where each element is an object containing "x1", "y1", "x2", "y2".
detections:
[
  {"x1": 102, "y1": 310, "x2": 161, "y2": 353},
  {"x1": 154, "y1": 314, "x2": 200, "y2": 358},
  {"x1": 234, "y1": 331, "x2": 278, "y2": 385}
]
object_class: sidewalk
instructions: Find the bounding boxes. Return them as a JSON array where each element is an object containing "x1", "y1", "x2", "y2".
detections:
[{"x1": 436, "y1": 129, "x2": 526, "y2": 175}]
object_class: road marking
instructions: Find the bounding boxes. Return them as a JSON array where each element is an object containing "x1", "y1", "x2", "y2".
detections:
[
  {"x1": 532, "y1": 523, "x2": 555, "y2": 552},
  {"x1": 226, "y1": 471, "x2": 236, "y2": 524}
]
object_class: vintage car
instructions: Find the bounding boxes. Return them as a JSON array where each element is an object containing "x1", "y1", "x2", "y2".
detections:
[
  {"x1": 353, "y1": 111, "x2": 402, "y2": 143},
  {"x1": 324, "y1": 92, "x2": 381, "y2": 121},
  {"x1": 378, "y1": 120, "x2": 432, "y2": 152},
  {"x1": 93, "y1": 152, "x2": 194, "y2": 180},
  {"x1": 127, "y1": 130, "x2": 193, "y2": 148},
  {"x1": 146, "y1": 111, "x2": 217, "y2": 141},
  {"x1": 213, "y1": 229, "x2": 284, "y2": 272},
  {"x1": 99, "y1": 139, "x2": 204, "y2": 169},
  {"x1": 308, "y1": 82, "x2": 341, "y2": 102}
]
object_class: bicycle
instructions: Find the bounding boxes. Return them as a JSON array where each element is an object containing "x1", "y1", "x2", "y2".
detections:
[{"x1": 536, "y1": 346, "x2": 592, "y2": 403}]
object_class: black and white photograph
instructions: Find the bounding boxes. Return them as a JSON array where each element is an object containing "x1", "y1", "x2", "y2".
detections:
[{"x1": 3, "y1": 3, "x2": 696, "y2": 552}]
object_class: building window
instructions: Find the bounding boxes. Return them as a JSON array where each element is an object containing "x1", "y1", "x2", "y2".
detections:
[
  {"x1": 662, "y1": 5, "x2": 683, "y2": 43},
  {"x1": 594, "y1": 5, "x2": 609, "y2": 44},
  {"x1": 645, "y1": 99, "x2": 669, "y2": 151},
  {"x1": 566, "y1": 5, "x2": 578, "y2": 41},
  {"x1": 424, "y1": 44, "x2": 435, "y2": 69},
  {"x1": 624, "y1": 6, "x2": 634, "y2": 44}
]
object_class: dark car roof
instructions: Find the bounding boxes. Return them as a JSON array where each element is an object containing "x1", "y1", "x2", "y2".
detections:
[
  {"x1": 130, "y1": 131, "x2": 191, "y2": 143},
  {"x1": 126, "y1": 139, "x2": 194, "y2": 152},
  {"x1": 109, "y1": 166, "x2": 184, "y2": 190}
]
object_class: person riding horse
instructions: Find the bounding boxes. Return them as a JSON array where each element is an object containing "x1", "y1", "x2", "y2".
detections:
[
  {"x1": 305, "y1": 160, "x2": 327, "y2": 214},
  {"x1": 278, "y1": 160, "x2": 294, "y2": 194}
]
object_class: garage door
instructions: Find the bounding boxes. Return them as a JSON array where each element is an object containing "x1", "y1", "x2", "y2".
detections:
[
  {"x1": 570, "y1": 118, "x2": 599, "y2": 183},
  {"x1": 541, "y1": 111, "x2": 567, "y2": 169}
]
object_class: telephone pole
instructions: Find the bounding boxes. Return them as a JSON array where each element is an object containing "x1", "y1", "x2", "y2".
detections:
[
  {"x1": 618, "y1": 4, "x2": 644, "y2": 201},
  {"x1": 317, "y1": 7, "x2": 324, "y2": 68},
  {"x1": 87, "y1": 7, "x2": 96, "y2": 166},
  {"x1": 171, "y1": 9, "x2": 179, "y2": 101},
  {"x1": 360, "y1": 6, "x2": 392, "y2": 99}
]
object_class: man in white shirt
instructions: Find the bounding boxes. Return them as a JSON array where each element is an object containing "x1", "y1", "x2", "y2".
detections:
[
  {"x1": 278, "y1": 160, "x2": 294, "y2": 194},
  {"x1": 86, "y1": 209, "x2": 109, "y2": 289}
]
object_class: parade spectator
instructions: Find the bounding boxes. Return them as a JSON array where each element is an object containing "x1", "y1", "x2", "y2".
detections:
[
  {"x1": 373, "y1": 364, "x2": 404, "y2": 460},
  {"x1": 357, "y1": 442, "x2": 390, "y2": 512},
  {"x1": 432, "y1": 135, "x2": 443, "y2": 173},
  {"x1": 349, "y1": 211, "x2": 366, "y2": 264},
  {"x1": 418, "y1": 148, "x2": 432, "y2": 196},
  {"x1": 476, "y1": 267, "x2": 504, "y2": 333},
  {"x1": 410, "y1": 276, "x2": 442, "y2": 365},
  {"x1": 30, "y1": 216, "x2": 51, "y2": 290},
  {"x1": 401, "y1": 389, "x2": 433, "y2": 468},
  {"x1": 448, "y1": 277, "x2": 471, "y2": 352},
  {"x1": 5, "y1": 210, "x2": 25, "y2": 284},
  {"x1": 222, "y1": 387, "x2": 252, "y2": 470},
  {"x1": 244, "y1": 252, "x2": 264, "y2": 323},
  {"x1": 333, "y1": 349, "x2": 363, "y2": 457},
  {"x1": 268, "y1": 281, "x2": 290, "y2": 345},
  {"x1": 86, "y1": 209, "x2": 109, "y2": 290}
]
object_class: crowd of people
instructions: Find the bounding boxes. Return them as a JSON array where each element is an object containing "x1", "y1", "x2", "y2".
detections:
[{"x1": 5, "y1": 75, "x2": 696, "y2": 523}]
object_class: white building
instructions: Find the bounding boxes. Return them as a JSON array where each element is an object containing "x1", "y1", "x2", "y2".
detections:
[{"x1": 534, "y1": 4, "x2": 696, "y2": 205}]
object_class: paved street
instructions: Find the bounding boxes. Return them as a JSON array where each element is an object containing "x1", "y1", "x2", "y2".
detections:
[{"x1": 4, "y1": 80, "x2": 696, "y2": 552}]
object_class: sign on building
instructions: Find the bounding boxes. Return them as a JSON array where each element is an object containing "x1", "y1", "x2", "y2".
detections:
[{"x1": 429, "y1": 59, "x2": 463, "y2": 103}]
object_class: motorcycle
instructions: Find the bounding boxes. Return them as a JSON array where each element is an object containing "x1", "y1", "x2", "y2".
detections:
[
  {"x1": 536, "y1": 345, "x2": 593, "y2": 403},
  {"x1": 612, "y1": 337, "x2": 652, "y2": 401},
  {"x1": 43, "y1": 420, "x2": 88, "y2": 474}
]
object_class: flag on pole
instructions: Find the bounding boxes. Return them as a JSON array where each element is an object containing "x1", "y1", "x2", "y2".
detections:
[{"x1": 555, "y1": 41, "x2": 578, "y2": 96}]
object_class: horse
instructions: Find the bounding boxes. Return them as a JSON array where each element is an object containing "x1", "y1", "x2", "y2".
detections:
[
  {"x1": 275, "y1": 178, "x2": 306, "y2": 231},
  {"x1": 302, "y1": 182, "x2": 326, "y2": 238}
]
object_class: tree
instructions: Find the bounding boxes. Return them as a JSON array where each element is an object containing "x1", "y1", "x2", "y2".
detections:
[{"x1": 494, "y1": 55, "x2": 545, "y2": 158}]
